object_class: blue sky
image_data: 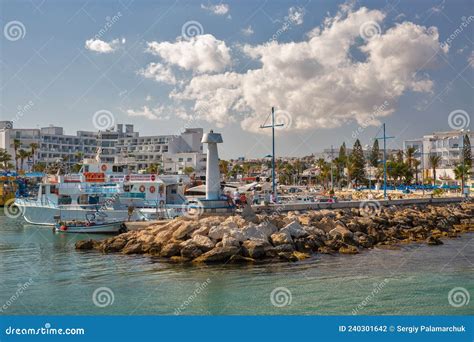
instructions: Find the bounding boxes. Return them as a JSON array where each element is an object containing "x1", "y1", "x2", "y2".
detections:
[{"x1": 1, "y1": 0, "x2": 473, "y2": 159}]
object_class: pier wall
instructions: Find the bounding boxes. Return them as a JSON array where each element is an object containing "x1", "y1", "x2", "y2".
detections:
[{"x1": 252, "y1": 196, "x2": 471, "y2": 213}]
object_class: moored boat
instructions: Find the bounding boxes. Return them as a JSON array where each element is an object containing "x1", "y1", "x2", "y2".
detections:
[{"x1": 54, "y1": 219, "x2": 125, "y2": 234}]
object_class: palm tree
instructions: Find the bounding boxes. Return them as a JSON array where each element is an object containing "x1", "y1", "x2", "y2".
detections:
[
  {"x1": 29, "y1": 142, "x2": 39, "y2": 168},
  {"x1": 13, "y1": 139, "x2": 21, "y2": 171},
  {"x1": 412, "y1": 159, "x2": 421, "y2": 184},
  {"x1": 428, "y1": 155, "x2": 442, "y2": 186},
  {"x1": 17, "y1": 149, "x2": 30, "y2": 171},
  {"x1": 453, "y1": 164, "x2": 470, "y2": 192},
  {"x1": 0, "y1": 149, "x2": 12, "y2": 170}
]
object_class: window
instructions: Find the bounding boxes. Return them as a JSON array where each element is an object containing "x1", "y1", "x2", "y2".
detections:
[
  {"x1": 187, "y1": 158, "x2": 192, "y2": 162},
  {"x1": 178, "y1": 158, "x2": 183, "y2": 162}
]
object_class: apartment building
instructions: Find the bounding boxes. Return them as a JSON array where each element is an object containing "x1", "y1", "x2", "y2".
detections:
[{"x1": 0, "y1": 121, "x2": 206, "y2": 174}]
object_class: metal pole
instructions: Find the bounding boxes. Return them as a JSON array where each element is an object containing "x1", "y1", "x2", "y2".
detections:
[
  {"x1": 383, "y1": 123, "x2": 387, "y2": 199},
  {"x1": 272, "y1": 107, "x2": 276, "y2": 202},
  {"x1": 330, "y1": 145, "x2": 334, "y2": 191}
]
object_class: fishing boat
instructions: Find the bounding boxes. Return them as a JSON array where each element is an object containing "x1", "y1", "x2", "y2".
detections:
[{"x1": 54, "y1": 214, "x2": 125, "y2": 234}]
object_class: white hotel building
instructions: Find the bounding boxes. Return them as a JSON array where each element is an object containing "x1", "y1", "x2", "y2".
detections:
[
  {"x1": 0, "y1": 121, "x2": 206, "y2": 174},
  {"x1": 404, "y1": 130, "x2": 474, "y2": 183}
]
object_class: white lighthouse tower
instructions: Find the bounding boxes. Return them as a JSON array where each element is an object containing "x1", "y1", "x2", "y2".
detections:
[{"x1": 201, "y1": 130, "x2": 223, "y2": 200}]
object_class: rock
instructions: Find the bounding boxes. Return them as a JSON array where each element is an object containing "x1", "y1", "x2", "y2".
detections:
[
  {"x1": 191, "y1": 225, "x2": 211, "y2": 237},
  {"x1": 122, "y1": 242, "x2": 143, "y2": 255},
  {"x1": 160, "y1": 242, "x2": 182, "y2": 257},
  {"x1": 425, "y1": 236, "x2": 443, "y2": 245},
  {"x1": 278, "y1": 251, "x2": 310, "y2": 262},
  {"x1": 169, "y1": 256, "x2": 190, "y2": 263},
  {"x1": 102, "y1": 238, "x2": 127, "y2": 253},
  {"x1": 329, "y1": 225, "x2": 353, "y2": 240},
  {"x1": 228, "y1": 255, "x2": 256, "y2": 263},
  {"x1": 208, "y1": 224, "x2": 235, "y2": 240},
  {"x1": 172, "y1": 222, "x2": 198, "y2": 240},
  {"x1": 242, "y1": 240, "x2": 268, "y2": 259},
  {"x1": 193, "y1": 246, "x2": 240, "y2": 263},
  {"x1": 281, "y1": 221, "x2": 308, "y2": 238},
  {"x1": 270, "y1": 231, "x2": 293, "y2": 246},
  {"x1": 191, "y1": 235, "x2": 215, "y2": 251},
  {"x1": 241, "y1": 205, "x2": 258, "y2": 222},
  {"x1": 222, "y1": 234, "x2": 240, "y2": 247},
  {"x1": 318, "y1": 246, "x2": 336, "y2": 254},
  {"x1": 180, "y1": 243, "x2": 203, "y2": 259},
  {"x1": 339, "y1": 245, "x2": 359, "y2": 254},
  {"x1": 237, "y1": 223, "x2": 275, "y2": 241},
  {"x1": 75, "y1": 239, "x2": 97, "y2": 250}
]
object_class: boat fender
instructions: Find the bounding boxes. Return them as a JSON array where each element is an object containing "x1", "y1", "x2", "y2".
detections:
[
  {"x1": 60, "y1": 225, "x2": 67, "y2": 231},
  {"x1": 139, "y1": 185, "x2": 146, "y2": 193},
  {"x1": 149, "y1": 186, "x2": 156, "y2": 193},
  {"x1": 150, "y1": 174, "x2": 156, "y2": 181},
  {"x1": 101, "y1": 164, "x2": 107, "y2": 172}
]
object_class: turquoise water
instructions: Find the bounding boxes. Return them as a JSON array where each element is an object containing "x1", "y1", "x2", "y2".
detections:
[{"x1": 0, "y1": 213, "x2": 473, "y2": 315}]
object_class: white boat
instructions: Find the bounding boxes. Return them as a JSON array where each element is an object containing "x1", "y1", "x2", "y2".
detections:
[
  {"x1": 54, "y1": 219, "x2": 125, "y2": 234},
  {"x1": 14, "y1": 158, "x2": 192, "y2": 225}
]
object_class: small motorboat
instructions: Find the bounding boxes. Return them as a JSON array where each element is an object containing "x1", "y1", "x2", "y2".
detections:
[{"x1": 53, "y1": 215, "x2": 126, "y2": 234}]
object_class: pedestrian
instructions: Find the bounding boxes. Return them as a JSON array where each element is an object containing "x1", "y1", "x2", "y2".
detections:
[{"x1": 233, "y1": 189, "x2": 240, "y2": 207}]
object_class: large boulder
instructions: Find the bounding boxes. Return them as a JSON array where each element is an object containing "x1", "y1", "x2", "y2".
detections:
[
  {"x1": 191, "y1": 235, "x2": 215, "y2": 251},
  {"x1": 222, "y1": 234, "x2": 240, "y2": 247},
  {"x1": 122, "y1": 241, "x2": 143, "y2": 255},
  {"x1": 242, "y1": 240, "x2": 268, "y2": 259},
  {"x1": 172, "y1": 222, "x2": 198, "y2": 240},
  {"x1": 75, "y1": 239, "x2": 98, "y2": 250},
  {"x1": 329, "y1": 225, "x2": 353, "y2": 240},
  {"x1": 193, "y1": 246, "x2": 240, "y2": 263},
  {"x1": 241, "y1": 205, "x2": 258, "y2": 223},
  {"x1": 102, "y1": 238, "x2": 127, "y2": 253},
  {"x1": 180, "y1": 242, "x2": 203, "y2": 259},
  {"x1": 160, "y1": 241, "x2": 182, "y2": 257},
  {"x1": 191, "y1": 225, "x2": 211, "y2": 237},
  {"x1": 270, "y1": 231, "x2": 293, "y2": 246},
  {"x1": 281, "y1": 221, "x2": 308, "y2": 238},
  {"x1": 339, "y1": 245, "x2": 359, "y2": 254}
]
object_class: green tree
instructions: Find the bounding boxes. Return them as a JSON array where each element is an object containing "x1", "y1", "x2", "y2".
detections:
[
  {"x1": 350, "y1": 139, "x2": 366, "y2": 186},
  {"x1": 369, "y1": 139, "x2": 380, "y2": 167},
  {"x1": 428, "y1": 155, "x2": 442, "y2": 185},
  {"x1": 183, "y1": 166, "x2": 195, "y2": 176},
  {"x1": 13, "y1": 139, "x2": 21, "y2": 171},
  {"x1": 463, "y1": 134, "x2": 472, "y2": 168},
  {"x1": 453, "y1": 164, "x2": 470, "y2": 188},
  {"x1": 29, "y1": 142, "x2": 39, "y2": 168},
  {"x1": 17, "y1": 149, "x2": 31, "y2": 171},
  {"x1": 0, "y1": 149, "x2": 13, "y2": 170}
]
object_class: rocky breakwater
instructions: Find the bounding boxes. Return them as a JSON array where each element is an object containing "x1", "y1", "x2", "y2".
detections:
[{"x1": 75, "y1": 202, "x2": 474, "y2": 263}]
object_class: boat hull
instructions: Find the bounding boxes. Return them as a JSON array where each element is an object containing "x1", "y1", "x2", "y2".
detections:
[
  {"x1": 55, "y1": 222, "x2": 123, "y2": 234},
  {"x1": 17, "y1": 203, "x2": 139, "y2": 226}
]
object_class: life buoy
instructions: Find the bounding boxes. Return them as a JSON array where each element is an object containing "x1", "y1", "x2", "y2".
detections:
[
  {"x1": 149, "y1": 186, "x2": 156, "y2": 193},
  {"x1": 150, "y1": 174, "x2": 156, "y2": 181},
  {"x1": 101, "y1": 164, "x2": 107, "y2": 172},
  {"x1": 139, "y1": 185, "x2": 146, "y2": 193}
]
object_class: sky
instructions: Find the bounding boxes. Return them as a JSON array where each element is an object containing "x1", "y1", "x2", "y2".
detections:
[{"x1": 1, "y1": 0, "x2": 473, "y2": 159}]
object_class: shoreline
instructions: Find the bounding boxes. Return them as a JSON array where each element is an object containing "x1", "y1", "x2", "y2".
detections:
[{"x1": 75, "y1": 202, "x2": 474, "y2": 264}]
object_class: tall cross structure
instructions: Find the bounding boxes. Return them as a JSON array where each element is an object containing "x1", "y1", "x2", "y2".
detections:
[
  {"x1": 260, "y1": 107, "x2": 284, "y2": 202},
  {"x1": 375, "y1": 123, "x2": 395, "y2": 199}
]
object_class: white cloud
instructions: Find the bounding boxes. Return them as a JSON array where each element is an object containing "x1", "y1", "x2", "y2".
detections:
[
  {"x1": 146, "y1": 34, "x2": 231, "y2": 74},
  {"x1": 126, "y1": 105, "x2": 171, "y2": 121},
  {"x1": 171, "y1": 7, "x2": 446, "y2": 133},
  {"x1": 138, "y1": 63, "x2": 177, "y2": 84},
  {"x1": 85, "y1": 38, "x2": 124, "y2": 53},
  {"x1": 145, "y1": 95, "x2": 153, "y2": 101},
  {"x1": 288, "y1": 6, "x2": 305, "y2": 25},
  {"x1": 201, "y1": 3, "x2": 229, "y2": 15},
  {"x1": 241, "y1": 25, "x2": 254, "y2": 36}
]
